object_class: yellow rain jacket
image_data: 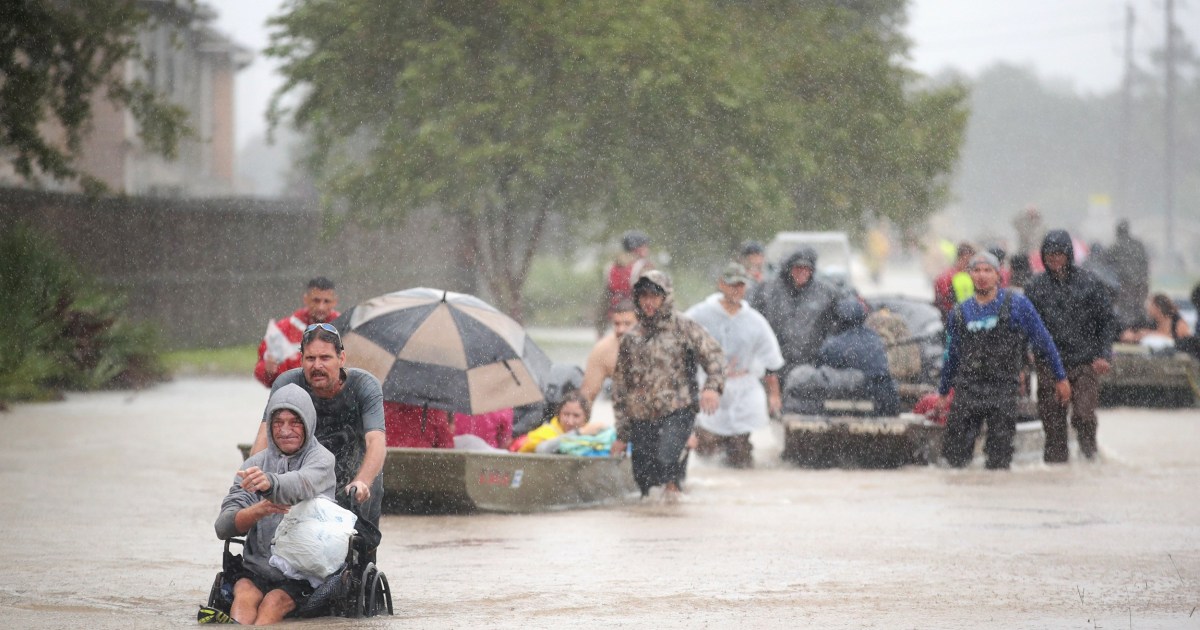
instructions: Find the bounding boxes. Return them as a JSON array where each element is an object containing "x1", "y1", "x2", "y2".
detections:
[{"x1": 517, "y1": 417, "x2": 566, "y2": 453}]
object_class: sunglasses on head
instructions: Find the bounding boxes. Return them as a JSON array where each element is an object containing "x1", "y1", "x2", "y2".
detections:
[
  {"x1": 304, "y1": 322, "x2": 339, "y2": 336},
  {"x1": 302, "y1": 322, "x2": 343, "y2": 352}
]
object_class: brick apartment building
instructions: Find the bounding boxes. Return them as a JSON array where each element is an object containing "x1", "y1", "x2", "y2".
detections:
[{"x1": 3, "y1": 1, "x2": 251, "y2": 196}]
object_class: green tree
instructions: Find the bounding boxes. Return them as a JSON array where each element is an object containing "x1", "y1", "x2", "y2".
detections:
[
  {"x1": 649, "y1": 1, "x2": 968, "y2": 256},
  {"x1": 0, "y1": 0, "x2": 189, "y2": 189},
  {"x1": 268, "y1": 0, "x2": 966, "y2": 317}
]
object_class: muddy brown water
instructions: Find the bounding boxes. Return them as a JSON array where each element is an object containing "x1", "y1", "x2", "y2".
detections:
[{"x1": 1, "y1": 377, "x2": 1197, "y2": 629}]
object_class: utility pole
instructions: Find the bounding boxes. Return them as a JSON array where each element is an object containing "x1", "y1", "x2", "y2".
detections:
[
  {"x1": 1117, "y1": 3, "x2": 1135, "y2": 218},
  {"x1": 1164, "y1": 0, "x2": 1177, "y2": 262}
]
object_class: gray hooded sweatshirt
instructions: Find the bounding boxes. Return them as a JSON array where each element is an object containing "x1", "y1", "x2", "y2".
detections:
[
  {"x1": 749, "y1": 247, "x2": 841, "y2": 371},
  {"x1": 215, "y1": 383, "x2": 336, "y2": 582}
]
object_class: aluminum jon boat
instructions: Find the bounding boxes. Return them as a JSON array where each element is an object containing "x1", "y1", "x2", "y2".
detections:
[
  {"x1": 1101, "y1": 342, "x2": 1200, "y2": 408},
  {"x1": 239, "y1": 444, "x2": 639, "y2": 514},
  {"x1": 780, "y1": 402, "x2": 1045, "y2": 469}
]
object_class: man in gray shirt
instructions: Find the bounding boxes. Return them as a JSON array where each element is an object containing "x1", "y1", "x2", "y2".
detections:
[{"x1": 251, "y1": 323, "x2": 386, "y2": 543}]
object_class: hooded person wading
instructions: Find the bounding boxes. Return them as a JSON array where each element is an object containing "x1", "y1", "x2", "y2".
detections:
[
  {"x1": 749, "y1": 246, "x2": 841, "y2": 376},
  {"x1": 1024, "y1": 229, "x2": 1118, "y2": 462},
  {"x1": 611, "y1": 270, "x2": 726, "y2": 498},
  {"x1": 213, "y1": 384, "x2": 336, "y2": 625}
]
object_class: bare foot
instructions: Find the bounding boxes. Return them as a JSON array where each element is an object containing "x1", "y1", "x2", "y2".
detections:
[{"x1": 663, "y1": 482, "x2": 681, "y2": 504}]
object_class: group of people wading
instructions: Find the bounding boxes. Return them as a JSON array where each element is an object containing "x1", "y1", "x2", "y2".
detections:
[
  {"x1": 206, "y1": 218, "x2": 1187, "y2": 623},
  {"x1": 596, "y1": 221, "x2": 1183, "y2": 486},
  {"x1": 595, "y1": 232, "x2": 897, "y2": 497}
]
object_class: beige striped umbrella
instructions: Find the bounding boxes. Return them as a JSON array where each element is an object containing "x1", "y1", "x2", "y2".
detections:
[{"x1": 331, "y1": 288, "x2": 552, "y2": 414}]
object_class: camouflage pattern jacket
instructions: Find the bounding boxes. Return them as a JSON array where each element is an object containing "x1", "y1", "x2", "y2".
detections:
[{"x1": 613, "y1": 270, "x2": 726, "y2": 440}]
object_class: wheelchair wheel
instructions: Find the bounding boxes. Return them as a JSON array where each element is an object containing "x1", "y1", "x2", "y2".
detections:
[
  {"x1": 365, "y1": 569, "x2": 393, "y2": 617},
  {"x1": 354, "y1": 562, "x2": 376, "y2": 618},
  {"x1": 206, "y1": 571, "x2": 224, "y2": 609}
]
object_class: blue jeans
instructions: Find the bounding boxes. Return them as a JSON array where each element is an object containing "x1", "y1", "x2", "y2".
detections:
[{"x1": 629, "y1": 408, "x2": 695, "y2": 495}]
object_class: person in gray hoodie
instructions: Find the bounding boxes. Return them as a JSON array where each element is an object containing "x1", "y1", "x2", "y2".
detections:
[
  {"x1": 213, "y1": 384, "x2": 336, "y2": 625},
  {"x1": 749, "y1": 246, "x2": 841, "y2": 376}
]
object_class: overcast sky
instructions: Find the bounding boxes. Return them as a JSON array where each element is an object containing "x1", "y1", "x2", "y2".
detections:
[{"x1": 208, "y1": 0, "x2": 1197, "y2": 148}]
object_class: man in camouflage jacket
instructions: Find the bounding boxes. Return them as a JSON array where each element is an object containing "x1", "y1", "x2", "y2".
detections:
[{"x1": 611, "y1": 269, "x2": 726, "y2": 497}]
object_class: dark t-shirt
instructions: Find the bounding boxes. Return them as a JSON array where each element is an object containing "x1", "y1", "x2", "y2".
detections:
[{"x1": 265, "y1": 368, "x2": 385, "y2": 490}]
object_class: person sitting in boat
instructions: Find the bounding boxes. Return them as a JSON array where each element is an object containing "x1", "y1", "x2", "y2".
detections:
[
  {"x1": 510, "y1": 392, "x2": 590, "y2": 453},
  {"x1": 384, "y1": 402, "x2": 455, "y2": 449},
  {"x1": 814, "y1": 298, "x2": 900, "y2": 415},
  {"x1": 209, "y1": 384, "x2": 336, "y2": 625},
  {"x1": 784, "y1": 298, "x2": 900, "y2": 416},
  {"x1": 453, "y1": 408, "x2": 514, "y2": 450},
  {"x1": 1119, "y1": 294, "x2": 1191, "y2": 347},
  {"x1": 1181, "y1": 284, "x2": 1200, "y2": 361}
]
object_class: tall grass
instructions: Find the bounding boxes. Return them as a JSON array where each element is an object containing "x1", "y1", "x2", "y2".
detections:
[
  {"x1": 522, "y1": 257, "x2": 603, "y2": 327},
  {"x1": 521, "y1": 255, "x2": 719, "y2": 327}
]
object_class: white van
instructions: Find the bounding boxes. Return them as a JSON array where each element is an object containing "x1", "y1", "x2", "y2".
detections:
[{"x1": 764, "y1": 231, "x2": 854, "y2": 290}]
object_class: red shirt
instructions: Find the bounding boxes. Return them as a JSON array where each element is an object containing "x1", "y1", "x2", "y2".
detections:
[
  {"x1": 933, "y1": 269, "x2": 958, "y2": 319},
  {"x1": 253, "y1": 307, "x2": 340, "y2": 387},
  {"x1": 605, "y1": 257, "x2": 652, "y2": 311},
  {"x1": 384, "y1": 402, "x2": 455, "y2": 449},
  {"x1": 913, "y1": 390, "x2": 952, "y2": 425}
]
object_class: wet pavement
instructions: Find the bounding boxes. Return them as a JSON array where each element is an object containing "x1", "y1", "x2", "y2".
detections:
[{"x1": 0, "y1": 376, "x2": 1197, "y2": 629}]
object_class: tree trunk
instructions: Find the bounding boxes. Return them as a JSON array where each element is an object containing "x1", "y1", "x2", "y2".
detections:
[{"x1": 461, "y1": 190, "x2": 555, "y2": 324}]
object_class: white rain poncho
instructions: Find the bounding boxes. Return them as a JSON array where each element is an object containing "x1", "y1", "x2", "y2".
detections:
[{"x1": 686, "y1": 294, "x2": 785, "y2": 436}]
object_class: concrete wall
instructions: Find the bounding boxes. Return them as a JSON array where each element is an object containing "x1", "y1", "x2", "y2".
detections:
[{"x1": 0, "y1": 187, "x2": 471, "y2": 349}]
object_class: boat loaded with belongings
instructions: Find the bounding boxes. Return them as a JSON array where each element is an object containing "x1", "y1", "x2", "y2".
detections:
[{"x1": 238, "y1": 444, "x2": 639, "y2": 514}]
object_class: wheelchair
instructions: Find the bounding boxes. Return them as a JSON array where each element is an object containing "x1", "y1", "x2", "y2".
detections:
[{"x1": 206, "y1": 497, "x2": 393, "y2": 619}]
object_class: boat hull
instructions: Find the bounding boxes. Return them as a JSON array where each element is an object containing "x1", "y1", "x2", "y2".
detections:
[
  {"x1": 238, "y1": 444, "x2": 639, "y2": 514},
  {"x1": 780, "y1": 413, "x2": 1044, "y2": 468},
  {"x1": 1101, "y1": 343, "x2": 1199, "y2": 408}
]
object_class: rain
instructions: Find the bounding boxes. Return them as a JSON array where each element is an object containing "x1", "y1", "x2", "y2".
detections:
[{"x1": 1, "y1": 0, "x2": 1198, "y2": 628}]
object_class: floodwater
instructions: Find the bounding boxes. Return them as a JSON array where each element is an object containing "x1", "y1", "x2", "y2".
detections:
[
  {"x1": 1, "y1": 376, "x2": 1197, "y2": 629},
  {"x1": 0, "y1": 259, "x2": 1195, "y2": 628}
]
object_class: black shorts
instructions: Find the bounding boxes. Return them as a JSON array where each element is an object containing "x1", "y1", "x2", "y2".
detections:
[{"x1": 230, "y1": 567, "x2": 314, "y2": 608}]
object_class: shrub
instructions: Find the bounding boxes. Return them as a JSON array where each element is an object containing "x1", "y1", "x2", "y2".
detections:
[{"x1": 0, "y1": 224, "x2": 166, "y2": 407}]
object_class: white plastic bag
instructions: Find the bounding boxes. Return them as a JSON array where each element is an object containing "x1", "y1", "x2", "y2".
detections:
[
  {"x1": 263, "y1": 319, "x2": 299, "y2": 363},
  {"x1": 269, "y1": 497, "x2": 357, "y2": 587}
]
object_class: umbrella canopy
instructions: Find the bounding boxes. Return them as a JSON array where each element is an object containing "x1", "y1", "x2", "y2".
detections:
[{"x1": 331, "y1": 288, "x2": 552, "y2": 414}]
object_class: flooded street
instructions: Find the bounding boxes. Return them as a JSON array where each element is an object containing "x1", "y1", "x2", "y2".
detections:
[
  {"x1": 1, "y1": 374, "x2": 1197, "y2": 629},
  {"x1": 5, "y1": 0, "x2": 1196, "y2": 625}
]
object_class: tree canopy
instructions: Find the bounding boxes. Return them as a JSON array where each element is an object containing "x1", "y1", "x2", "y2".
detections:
[
  {"x1": 0, "y1": 0, "x2": 189, "y2": 189},
  {"x1": 268, "y1": 0, "x2": 966, "y2": 316}
]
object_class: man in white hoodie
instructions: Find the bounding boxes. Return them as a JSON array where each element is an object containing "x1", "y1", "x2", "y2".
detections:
[
  {"x1": 210, "y1": 384, "x2": 336, "y2": 625},
  {"x1": 686, "y1": 262, "x2": 784, "y2": 468}
]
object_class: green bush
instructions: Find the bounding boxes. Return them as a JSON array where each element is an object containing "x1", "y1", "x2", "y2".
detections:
[{"x1": 0, "y1": 224, "x2": 166, "y2": 407}]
